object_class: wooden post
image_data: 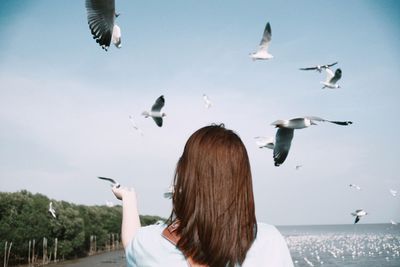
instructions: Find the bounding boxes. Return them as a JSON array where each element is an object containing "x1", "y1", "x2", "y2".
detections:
[
  {"x1": 28, "y1": 240, "x2": 31, "y2": 267},
  {"x1": 54, "y1": 238, "x2": 57, "y2": 263},
  {"x1": 42, "y1": 237, "x2": 47, "y2": 265},
  {"x1": 89, "y1": 235, "x2": 93, "y2": 255},
  {"x1": 6, "y1": 242, "x2": 12, "y2": 267},
  {"x1": 3, "y1": 241, "x2": 7, "y2": 267},
  {"x1": 32, "y1": 239, "x2": 35, "y2": 265}
]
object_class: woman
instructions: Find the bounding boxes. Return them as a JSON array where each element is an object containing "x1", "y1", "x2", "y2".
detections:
[{"x1": 113, "y1": 124, "x2": 293, "y2": 267}]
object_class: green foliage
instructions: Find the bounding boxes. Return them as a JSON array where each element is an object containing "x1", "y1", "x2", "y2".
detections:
[
  {"x1": 140, "y1": 214, "x2": 165, "y2": 226},
  {"x1": 0, "y1": 190, "x2": 165, "y2": 265}
]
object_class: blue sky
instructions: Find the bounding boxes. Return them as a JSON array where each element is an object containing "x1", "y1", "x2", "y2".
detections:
[{"x1": 0, "y1": 0, "x2": 399, "y2": 225}]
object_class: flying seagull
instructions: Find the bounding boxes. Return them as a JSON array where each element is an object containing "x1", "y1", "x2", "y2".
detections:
[
  {"x1": 351, "y1": 209, "x2": 367, "y2": 224},
  {"x1": 254, "y1": 136, "x2": 274, "y2": 149},
  {"x1": 48, "y1": 202, "x2": 56, "y2": 218},
  {"x1": 271, "y1": 116, "x2": 352, "y2": 166},
  {"x1": 349, "y1": 184, "x2": 361, "y2": 190},
  {"x1": 85, "y1": 0, "x2": 121, "y2": 50},
  {"x1": 390, "y1": 189, "x2": 397, "y2": 197},
  {"x1": 321, "y1": 68, "x2": 342, "y2": 89},
  {"x1": 98, "y1": 176, "x2": 120, "y2": 188},
  {"x1": 249, "y1": 22, "x2": 273, "y2": 60},
  {"x1": 142, "y1": 95, "x2": 166, "y2": 127},
  {"x1": 299, "y1": 62, "x2": 338, "y2": 72},
  {"x1": 203, "y1": 94, "x2": 212, "y2": 109},
  {"x1": 129, "y1": 115, "x2": 144, "y2": 136}
]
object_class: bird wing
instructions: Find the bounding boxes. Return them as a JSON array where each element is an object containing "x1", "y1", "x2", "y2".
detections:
[
  {"x1": 112, "y1": 24, "x2": 122, "y2": 48},
  {"x1": 329, "y1": 68, "x2": 342, "y2": 84},
  {"x1": 305, "y1": 116, "x2": 326, "y2": 122},
  {"x1": 254, "y1": 136, "x2": 274, "y2": 148},
  {"x1": 354, "y1": 216, "x2": 360, "y2": 224},
  {"x1": 85, "y1": 0, "x2": 115, "y2": 50},
  {"x1": 273, "y1": 128, "x2": 294, "y2": 166},
  {"x1": 151, "y1": 95, "x2": 165, "y2": 112},
  {"x1": 306, "y1": 116, "x2": 352, "y2": 126},
  {"x1": 327, "y1": 120, "x2": 353, "y2": 126},
  {"x1": 326, "y1": 62, "x2": 338, "y2": 68},
  {"x1": 259, "y1": 22, "x2": 271, "y2": 49},
  {"x1": 152, "y1": 117, "x2": 163, "y2": 127},
  {"x1": 324, "y1": 68, "x2": 334, "y2": 82},
  {"x1": 98, "y1": 176, "x2": 117, "y2": 184},
  {"x1": 299, "y1": 67, "x2": 318, "y2": 71}
]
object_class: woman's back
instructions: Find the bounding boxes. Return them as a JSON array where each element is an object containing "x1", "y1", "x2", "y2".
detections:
[{"x1": 125, "y1": 223, "x2": 293, "y2": 267}]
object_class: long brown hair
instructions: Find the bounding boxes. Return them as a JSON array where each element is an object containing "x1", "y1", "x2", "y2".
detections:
[{"x1": 168, "y1": 124, "x2": 257, "y2": 267}]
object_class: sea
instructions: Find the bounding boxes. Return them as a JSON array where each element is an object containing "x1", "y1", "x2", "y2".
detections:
[{"x1": 278, "y1": 223, "x2": 400, "y2": 267}]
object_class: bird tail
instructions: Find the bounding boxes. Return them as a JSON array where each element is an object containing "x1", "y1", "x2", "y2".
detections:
[{"x1": 141, "y1": 111, "x2": 150, "y2": 118}]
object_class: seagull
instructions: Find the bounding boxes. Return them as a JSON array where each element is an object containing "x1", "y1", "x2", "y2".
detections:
[
  {"x1": 271, "y1": 116, "x2": 352, "y2": 166},
  {"x1": 98, "y1": 176, "x2": 121, "y2": 188},
  {"x1": 390, "y1": 219, "x2": 397, "y2": 225},
  {"x1": 254, "y1": 136, "x2": 274, "y2": 149},
  {"x1": 48, "y1": 202, "x2": 56, "y2": 218},
  {"x1": 163, "y1": 186, "x2": 174, "y2": 199},
  {"x1": 303, "y1": 257, "x2": 314, "y2": 267},
  {"x1": 249, "y1": 22, "x2": 273, "y2": 61},
  {"x1": 142, "y1": 95, "x2": 166, "y2": 127},
  {"x1": 129, "y1": 115, "x2": 144, "y2": 136},
  {"x1": 85, "y1": 0, "x2": 122, "y2": 50},
  {"x1": 349, "y1": 184, "x2": 361, "y2": 190},
  {"x1": 321, "y1": 68, "x2": 342, "y2": 89},
  {"x1": 351, "y1": 209, "x2": 367, "y2": 224},
  {"x1": 390, "y1": 189, "x2": 397, "y2": 197},
  {"x1": 299, "y1": 62, "x2": 338, "y2": 72},
  {"x1": 203, "y1": 94, "x2": 212, "y2": 109}
]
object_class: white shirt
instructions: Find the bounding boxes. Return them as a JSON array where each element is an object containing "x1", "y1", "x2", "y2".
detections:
[{"x1": 125, "y1": 222, "x2": 294, "y2": 267}]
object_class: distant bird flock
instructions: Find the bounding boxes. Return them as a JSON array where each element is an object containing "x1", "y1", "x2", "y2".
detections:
[{"x1": 85, "y1": 1, "x2": 398, "y2": 225}]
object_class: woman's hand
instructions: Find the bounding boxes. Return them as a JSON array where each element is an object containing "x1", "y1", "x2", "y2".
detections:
[{"x1": 112, "y1": 185, "x2": 137, "y2": 201}]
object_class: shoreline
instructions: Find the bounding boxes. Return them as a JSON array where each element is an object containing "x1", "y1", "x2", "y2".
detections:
[{"x1": 12, "y1": 250, "x2": 125, "y2": 267}]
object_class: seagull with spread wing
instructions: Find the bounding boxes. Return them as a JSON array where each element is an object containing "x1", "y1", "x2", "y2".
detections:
[
  {"x1": 142, "y1": 95, "x2": 166, "y2": 127},
  {"x1": 85, "y1": 0, "x2": 121, "y2": 50},
  {"x1": 271, "y1": 116, "x2": 352, "y2": 166},
  {"x1": 321, "y1": 68, "x2": 342, "y2": 89},
  {"x1": 203, "y1": 94, "x2": 212, "y2": 109},
  {"x1": 351, "y1": 209, "x2": 367, "y2": 224},
  {"x1": 299, "y1": 62, "x2": 338, "y2": 72},
  {"x1": 390, "y1": 189, "x2": 397, "y2": 197},
  {"x1": 249, "y1": 22, "x2": 273, "y2": 60},
  {"x1": 349, "y1": 184, "x2": 361, "y2": 190},
  {"x1": 98, "y1": 176, "x2": 121, "y2": 188}
]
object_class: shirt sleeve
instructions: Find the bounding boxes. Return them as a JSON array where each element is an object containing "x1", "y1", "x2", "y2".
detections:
[
  {"x1": 275, "y1": 229, "x2": 294, "y2": 267},
  {"x1": 125, "y1": 237, "x2": 137, "y2": 267},
  {"x1": 248, "y1": 224, "x2": 294, "y2": 267}
]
